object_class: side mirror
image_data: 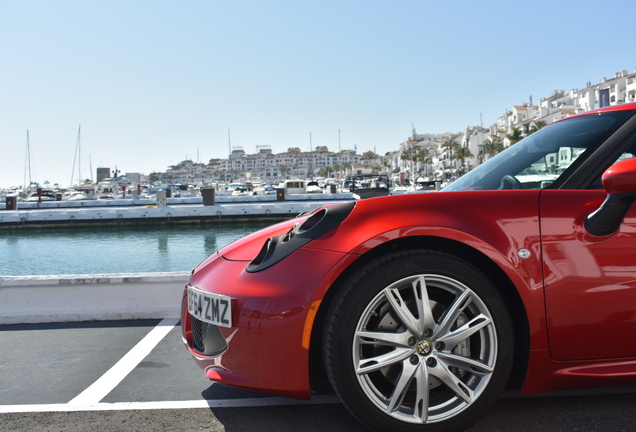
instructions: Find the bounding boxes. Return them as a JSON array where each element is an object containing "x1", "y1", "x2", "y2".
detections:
[{"x1": 585, "y1": 157, "x2": 636, "y2": 236}]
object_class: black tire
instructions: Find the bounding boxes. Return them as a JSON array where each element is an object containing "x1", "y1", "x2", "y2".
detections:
[{"x1": 323, "y1": 250, "x2": 513, "y2": 432}]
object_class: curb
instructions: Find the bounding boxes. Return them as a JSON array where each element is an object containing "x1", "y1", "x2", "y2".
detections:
[{"x1": 0, "y1": 272, "x2": 190, "y2": 324}]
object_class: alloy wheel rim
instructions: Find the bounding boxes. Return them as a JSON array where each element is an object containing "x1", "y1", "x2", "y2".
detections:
[{"x1": 352, "y1": 274, "x2": 498, "y2": 424}]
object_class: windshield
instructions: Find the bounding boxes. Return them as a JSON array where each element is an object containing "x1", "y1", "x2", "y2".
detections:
[{"x1": 444, "y1": 111, "x2": 634, "y2": 191}]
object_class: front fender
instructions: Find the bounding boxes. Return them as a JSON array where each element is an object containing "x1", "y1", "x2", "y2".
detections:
[{"x1": 306, "y1": 191, "x2": 548, "y2": 352}]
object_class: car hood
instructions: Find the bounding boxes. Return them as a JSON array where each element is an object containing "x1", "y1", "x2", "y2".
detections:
[{"x1": 208, "y1": 190, "x2": 543, "y2": 267}]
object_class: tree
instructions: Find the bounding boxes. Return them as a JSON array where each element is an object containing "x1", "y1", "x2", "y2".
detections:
[
  {"x1": 455, "y1": 146, "x2": 474, "y2": 175},
  {"x1": 528, "y1": 120, "x2": 547, "y2": 135},
  {"x1": 506, "y1": 127, "x2": 523, "y2": 145},
  {"x1": 362, "y1": 150, "x2": 378, "y2": 160},
  {"x1": 317, "y1": 167, "x2": 331, "y2": 178},
  {"x1": 401, "y1": 144, "x2": 429, "y2": 178},
  {"x1": 371, "y1": 165, "x2": 383, "y2": 174},
  {"x1": 400, "y1": 145, "x2": 417, "y2": 177},
  {"x1": 382, "y1": 160, "x2": 391, "y2": 174},
  {"x1": 479, "y1": 138, "x2": 505, "y2": 162},
  {"x1": 148, "y1": 172, "x2": 160, "y2": 183},
  {"x1": 279, "y1": 165, "x2": 290, "y2": 179},
  {"x1": 420, "y1": 156, "x2": 433, "y2": 178},
  {"x1": 441, "y1": 138, "x2": 461, "y2": 172}
]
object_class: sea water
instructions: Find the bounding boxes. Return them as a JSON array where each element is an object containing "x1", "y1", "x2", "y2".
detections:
[{"x1": 0, "y1": 222, "x2": 274, "y2": 276}]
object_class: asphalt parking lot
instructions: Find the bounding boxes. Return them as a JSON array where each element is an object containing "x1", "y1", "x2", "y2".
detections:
[{"x1": 2, "y1": 319, "x2": 636, "y2": 432}]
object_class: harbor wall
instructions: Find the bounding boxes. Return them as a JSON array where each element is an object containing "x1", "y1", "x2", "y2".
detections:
[
  {"x1": 0, "y1": 272, "x2": 190, "y2": 324},
  {"x1": 0, "y1": 196, "x2": 355, "y2": 228},
  {"x1": 1, "y1": 192, "x2": 355, "y2": 210}
]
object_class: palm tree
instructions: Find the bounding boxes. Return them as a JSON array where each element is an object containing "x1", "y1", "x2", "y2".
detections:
[
  {"x1": 506, "y1": 127, "x2": 523, "y2": 145},
  {"x1": 421, "y1": 156, "x2": 433, "y2": 178},
  {"x1": 455, "y1": 146, "x2": 474, "y2": 175},
  {"x1": 317, "y1": 167, "x2": 330, "y2": 178},
  {"x1": 528, "y1": 120, "x2": 547, "y2": 135},
  {"x1": 371, "y1": 165, "x2": 383, "y2": 175},
  {"x1": 401, "y1": 144, "x2": 429, "y2": 179},
  {"x1": 479, "y1": 138, "x2": 505, "y2": 162},
  {"x1": 279, "y1": 165, "x2": 290, "y2": 179},
  {"x1": 382, "y1": 160, "x2": 391, "y2": 174},
  {"x1": 400, "y1": 145, "x2": 415, "y2": 177},
  {"x1": 441, "y1": 138, "x2": 461, "y2": 173}
]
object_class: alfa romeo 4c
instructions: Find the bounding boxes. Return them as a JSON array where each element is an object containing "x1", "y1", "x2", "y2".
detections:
[{"x1": 182, "y1": 103, "x2": 636, "y2": 431}]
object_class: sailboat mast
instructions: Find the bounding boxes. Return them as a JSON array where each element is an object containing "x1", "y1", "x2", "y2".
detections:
[
  {"x1": 70, "y1": 125, "x2": 81, "y2": 187},
  {"x1": 77, "y1": 125, "x2": 82, "y2": 183},
  {"x1": 24, "y1": 130, "x2": 32, "y2": 187},
  {"x1": 89, "y1": 154, "x2": 93, "y2": 183}
]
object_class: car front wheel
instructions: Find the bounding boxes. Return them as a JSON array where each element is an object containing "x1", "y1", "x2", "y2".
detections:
[{"x1": 323, "y1": 250, "x2": 513, "y2": 432}]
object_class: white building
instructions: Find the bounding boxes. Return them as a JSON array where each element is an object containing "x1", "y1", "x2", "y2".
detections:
[{"x1": 153, "y1": 68, "x2": 636, "y2": 185}]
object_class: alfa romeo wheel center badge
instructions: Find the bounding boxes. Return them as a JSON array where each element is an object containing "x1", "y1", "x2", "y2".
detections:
[{"x1": 416, "y1": 339, "x2": 433, "y2": 356}]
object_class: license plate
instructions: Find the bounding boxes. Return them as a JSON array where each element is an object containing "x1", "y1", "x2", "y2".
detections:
[{"x1": 187, "y1": 286, "x2": 232, "y2": 328}]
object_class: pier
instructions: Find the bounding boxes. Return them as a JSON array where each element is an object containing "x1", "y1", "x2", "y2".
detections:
[{"x1": 0, "y1": 193, "x2": 355, "y2": 229}]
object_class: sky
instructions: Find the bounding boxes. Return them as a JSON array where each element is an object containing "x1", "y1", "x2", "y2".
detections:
[{"x1": 2, "y1": 0, "x2": 635, "y2": 189}]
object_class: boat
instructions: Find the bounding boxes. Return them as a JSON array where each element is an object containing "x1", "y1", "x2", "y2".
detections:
[
  {"x1": 390, "y1": 184, "x2": 410, "y2": 195},
  {"x1": 252, "y1": 183, "x2": 277, "y2": 195},
  {"x1": 67, "y1": 191, "x2": 92, "y2": 201},
  {"x1": 26, "y1": 189, "x2": 58, "y2": 202},
  {"x1": 231, "y1": 186, "x2": 251, "y2": 196},
  {"x1": 345, "y1": 174, "x2": 391, "y2": 199},
  {"x1": 96, "y1": 174, "x2": 130, "y2": 199},
  {"x1": 306, "y1": 181, "x2": 323, "y2": 194},
  {"x1": 281, "y1": 179, "x2": 307, "y2": 194}
]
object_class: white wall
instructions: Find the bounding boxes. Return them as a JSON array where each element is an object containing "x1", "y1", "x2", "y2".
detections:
[{"x1": 0, "y1": 272, "x2": 190, "y2": 324}]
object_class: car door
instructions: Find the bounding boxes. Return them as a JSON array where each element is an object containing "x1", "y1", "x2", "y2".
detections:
[{"x1": 541, "y1": 188, "x2": 636, "y2": 361}]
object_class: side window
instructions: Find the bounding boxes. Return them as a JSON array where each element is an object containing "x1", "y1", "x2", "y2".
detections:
[
  {"x1": 589, "y1": 141, "x2": 636, "y2": 189},
  {"x1": 514, "y1": 146, "x2": 588, "y2": 189}
]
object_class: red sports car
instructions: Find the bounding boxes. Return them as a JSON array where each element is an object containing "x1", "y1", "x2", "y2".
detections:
[{"x1": 182, "y1": 102, "x2": 636, "y2": 432}]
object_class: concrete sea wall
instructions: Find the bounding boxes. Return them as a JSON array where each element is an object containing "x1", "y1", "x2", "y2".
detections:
[
  {"x1": 1, "y1": 195, "x2": 355, "y2": 228},
  {"x1": 0, "y1": 272, "x2": 190, "y2": 324}
]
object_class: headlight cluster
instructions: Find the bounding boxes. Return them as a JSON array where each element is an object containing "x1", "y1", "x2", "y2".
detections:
[{"x1": 246, "y1": 201, "x2": 355, "y2": 273}]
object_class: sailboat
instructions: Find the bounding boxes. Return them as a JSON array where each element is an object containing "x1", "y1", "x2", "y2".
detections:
[{"x1": 68, "y1": 125, "x2": 93, "y2": 200}]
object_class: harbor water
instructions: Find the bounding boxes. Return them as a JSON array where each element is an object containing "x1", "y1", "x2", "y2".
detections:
[{"x1": 0, "y1": 222, "x2": 274, "y2": 276}]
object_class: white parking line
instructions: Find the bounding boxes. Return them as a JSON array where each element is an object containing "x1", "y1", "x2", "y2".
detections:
[
  {"x1": 0, "y1": 395, "x2": 341, "y2": 413},
  {"x1": 0, "y1": 317, "x2": 343, "y2": 414},
  {"x1": 68, "y1": 318, "x2": 179, "y2": 407}
]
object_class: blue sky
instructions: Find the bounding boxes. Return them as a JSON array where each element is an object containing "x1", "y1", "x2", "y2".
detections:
[{"x1": 2, "y1": 0, "x2": 635, "y2": 188}]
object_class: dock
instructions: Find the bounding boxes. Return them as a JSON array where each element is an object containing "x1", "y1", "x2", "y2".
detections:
[{"x1": 0, "y1": 193, "x2": 356, "y2": 229}]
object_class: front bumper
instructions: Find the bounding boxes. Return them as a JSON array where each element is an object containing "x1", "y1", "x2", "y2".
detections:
[{"x1": 181, "y1": 247, "x2": 349, "y2": 399}]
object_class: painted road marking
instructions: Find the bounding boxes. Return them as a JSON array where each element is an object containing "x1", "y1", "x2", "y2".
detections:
[
  {"x1": 68, "y1": 318, "x2": 179, "y2": 407},
  {"x1": 0, "y1": 395, "x2": 341, "y2": 413},
  {"x1": 0, "y1": 317, "x2": 341, "y2": 414}
]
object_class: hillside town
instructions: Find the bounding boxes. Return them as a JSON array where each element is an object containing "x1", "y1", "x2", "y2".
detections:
[
  {"x1": 144, "y1": 68, "x2": 636, "y2": 188},
  {"x1": 5, "y1": 68, "x2": 636, "y2": 200}
]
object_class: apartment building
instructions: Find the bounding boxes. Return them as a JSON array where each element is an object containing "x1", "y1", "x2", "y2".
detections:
[
  {"x1": 160, "y1": 146, "x2": 366, "y2": 184},
  {"x1": 155, "y1": 68, "x2": 636, "y2": 185}
]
